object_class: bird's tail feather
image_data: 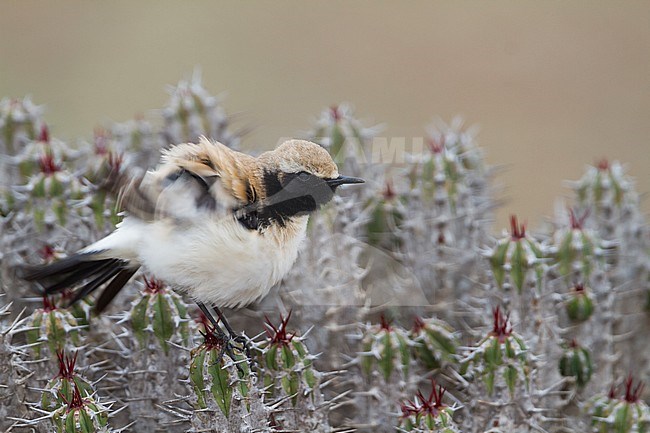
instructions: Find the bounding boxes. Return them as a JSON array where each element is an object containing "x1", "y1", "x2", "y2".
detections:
[
  {"x1": 20, "y1": 253, "x2": 139, "y2": 314},
  {"x1": 95, "y1": 267, "x2": 138, "y2": 313}
]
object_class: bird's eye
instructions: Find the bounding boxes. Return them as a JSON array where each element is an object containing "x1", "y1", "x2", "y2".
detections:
[{"x1": 298, "y1": 172, "x2": 310, "y2": 182}]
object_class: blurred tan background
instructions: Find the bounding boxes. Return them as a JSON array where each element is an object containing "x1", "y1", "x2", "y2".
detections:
[{"x1": 1, "y1": 1, "x2": 649, "y2": 230}]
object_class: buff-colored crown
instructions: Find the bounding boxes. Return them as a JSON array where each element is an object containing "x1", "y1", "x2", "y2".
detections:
[{"x1": 258, "y1": 139, "x2": 339, "y2": 179}]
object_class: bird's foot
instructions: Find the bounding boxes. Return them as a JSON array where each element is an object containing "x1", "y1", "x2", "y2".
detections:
[
  {"x1": 222, "y1": 346, "x2": 245, "y2": 376},
  {"x1": 218, "y1": 331, "x2": 255, "y2": 372},
  {"x1": 213, "y1": 333, "x2": 249, "y2": 376},
  {"x1": 231, "y1": 333, "x2": 256, "y2": 370},
  {"x1": 230, "y1": 333, "x2": 249, "y2": 353},
  {"x1": 196, "y1": 301, "x2": 255, "y2": 372}
]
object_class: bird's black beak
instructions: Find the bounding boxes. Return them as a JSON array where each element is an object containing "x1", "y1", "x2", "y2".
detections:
[{"x1": 326, "y1": 175, "x2": 365, "y2": 188}]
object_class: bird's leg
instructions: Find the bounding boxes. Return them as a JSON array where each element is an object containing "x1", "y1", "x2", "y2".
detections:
[
  {"x1": 196, "y1": 302, "x2": 243, "y2": 372},
  {"x1": 197, "y1": 301, "x2": 224, "y2": 334},
  {"x1": 214, "y1": 307, "x2": 246, "y2": 344},
  {"x1": 213, "y1": 307, "x2": 253, "y2": 365}
]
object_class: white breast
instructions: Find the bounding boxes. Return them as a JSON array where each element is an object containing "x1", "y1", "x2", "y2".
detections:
[{"x1": 134, "y1": 215, "x2": 308, "y2": 308}]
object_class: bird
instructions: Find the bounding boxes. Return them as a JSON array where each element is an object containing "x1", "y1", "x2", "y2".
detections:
[{"x1": 20, "y1": 137, "x2": 364, "y2": 351}]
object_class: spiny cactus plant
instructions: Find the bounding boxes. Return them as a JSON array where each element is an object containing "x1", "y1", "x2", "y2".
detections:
[
  {"x1": 587, "y1": 376, "x2": 649, "y2": 433},
  {"x1": 558, "y1": 339, "x2": 593, "y2": 388},
  {"x1": 407, "y1": 136, "x2": 465, "y2": 213},
  {"x1": 460, "y1": 307, "x2": 529, "y2": 397},
  {"x1": 308, "y1": 103, "x2": 380, "y2": 175},
  {"x1": 14, "y1": 125, "x2": 78, "y2": 184},
  {"x1": 573, "y1": 159, "x2": 636, "y2": 223},
  {"x1": 564, "y1": 283, "x2": 595, "y2": 323},
  {"x1": 49, "y1": 383, "x2": 113, "y2": 433},
  {"x1": 162, "y1": 72, "x2": 241, "y2": 148},
  {"x1": 129, "y1": 276, "x2": 190, "y2": 354},
  {"x1": 1, "y1": 76, "x2": 648, "y2": 433},
  {"x1": 0, "y1": 297, "x2": 35, "y2": 431},
  {"x1": 188, "y1": 318, "x2": 266, "y2": 432},
  {"x1": 0, "y1": 96, "x2": 44, "y2": 157},
  {"x1": 379, "y1": 121, "x2": 495, "y2": 307},
  {"x1": 425, "y1": 117, "x2": 485, "y2": 174},
  {"x1": 259, "y1": 312, "x2": 314, "y2": 400},
  {"x1": 569, "y1": 158, "x2": 650, "y2": 288},
  {"x1": 346, "y1": 314, "x2": 423, "y2": 433},
  {"x1": 409, "y1": 316, "x2": 457, "y2": 370},
  {"x1": 101, "y1": 276, "x2": 193, "y2": 432},
  {"x1": 277, "y1": 193, "x2": 370, "y2": 371},
  {"x1": 256, "y1": 311, "x2": 334, "y2": 432},
  {"x1": 486, "y1": 215, "x2": 546, "y2": 294},
  {"x1": 398, "y1": 380, "x2": 460, "y2": 433},
  {"x1": 7, "y1": 345, "x2": 122, "y2": 432},
  {"x1": 41, "y1": 351, "x2": 94, "y2": 412},
  {"x1": 364, "y1": 181, "x2": 406, "y2": 252},
  {"x1": 360, "y1": 315, "x2": 411, "y2": 382},
  {"x1": 552, "y1": 209, "x2": 610, "y2": 282},
  {"x1": 24, "y1": 148, "x2": 85, "y2": 230},
  {"x1": 23, "y1": 295, "x2": 82, "y2": 359},
  {"x1": 408, "y1": 118, "x2": 492, "y2": 224}
]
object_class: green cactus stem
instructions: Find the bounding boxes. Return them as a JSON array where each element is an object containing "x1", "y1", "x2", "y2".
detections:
[
  {"x1": 364, "y1": 181, "x2": 405, "y2": 252},
  {"x1": 260, "y1": 311, "x2": 319, "y2": 405},
  {"x1": 129, "y1": 276, "x2": 190, "y2": 354},
  {"x1": 408, "y1": 136, "x2": 466, "y2": 212},
  {"x1": 575, "y1": 159, "x2": 634, "y2": 216},
  {"x1": 26, "y1": 296, "x2": 80, "y2": 359},
  {"x1": 553, "y1": 209, "x2": 607, "y2": 280},
  {"x1": 460, "y1": 307, "x2": 529, "y2": 396},
  {"x1": 0, "y1": 96, "x2": 43, "y2": 156},
  {"x1": 565, "y1": 283, "x2": 595, "y2": 323},
  {"x1": 398, "y1": 379, "x2": 460, "y2": 433},
  {"x1": 487, "y1": 215, "x2": 546, "y2": 293},
  {"x1": 51, "y1": 383, "x2": 110, "y2": 433},
  {"x1": 588, "y1": 376, "x2": 649, "y2": 433},
  {"x1": 189, "y1": 319, "x2": 250, "y2": 416},
  {"x1": 41, "y1": 351, "x2": 94, "y2": 412},
  {"x1": 409, "y1": 316, "x2": 457, "y2": 370},
  {"x1": 360, "y1": 314, "x2": 411, "y2": 382},
  {"x1": 558, "y1": 339, "x2": 593, "y2": 388}
]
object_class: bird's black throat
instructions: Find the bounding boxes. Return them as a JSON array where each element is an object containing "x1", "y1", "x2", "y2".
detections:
[{"x1": 237, "y1": 170, "x2": 335, "y2": 230}]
